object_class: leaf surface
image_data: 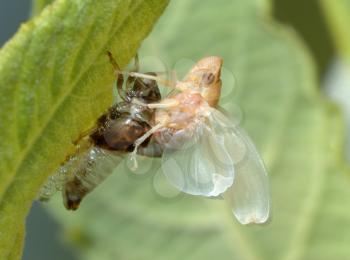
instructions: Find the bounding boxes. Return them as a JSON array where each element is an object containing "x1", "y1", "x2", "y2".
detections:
[
  {"x1": 31, "y1": 0, "x2": 55, "y2": 16},
  {"x1": 0, "y1": 0, "x2": 169, "y2": 258}
]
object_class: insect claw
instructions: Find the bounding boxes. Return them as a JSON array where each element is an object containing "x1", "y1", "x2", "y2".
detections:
[
  {"x1": 106, "y1": 51, "x2": 121, "y2": 71},
  {"x1": 127, "y1": 152, "x2": 139, "y2": 171}
]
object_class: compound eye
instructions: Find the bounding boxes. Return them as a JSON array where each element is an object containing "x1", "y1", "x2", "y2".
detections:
[{"x1": 202, "y1": 72, "x2": 215, "y2": 85}]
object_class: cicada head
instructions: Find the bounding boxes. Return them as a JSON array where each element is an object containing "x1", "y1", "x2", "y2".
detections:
[{"x1": 184, "y1": 56, "x2": 223, "y2": 107}]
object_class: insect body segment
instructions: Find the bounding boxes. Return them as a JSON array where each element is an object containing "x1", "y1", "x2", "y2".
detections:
[{"x1": 60, "y1": 147, "x2": 124, "y2": 210}]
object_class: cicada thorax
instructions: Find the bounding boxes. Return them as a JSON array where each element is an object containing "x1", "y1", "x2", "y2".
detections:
[
  {"x1": 90, "y1": 102, "x2": 154, "y2": 152},
  {"x1": 61, "y1": 74, "x2": 161, "y2": 210}
]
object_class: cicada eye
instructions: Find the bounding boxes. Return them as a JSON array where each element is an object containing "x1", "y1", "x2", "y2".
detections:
[{"x1": 202, "y1": 72, "x2": 215, "y2": 85}]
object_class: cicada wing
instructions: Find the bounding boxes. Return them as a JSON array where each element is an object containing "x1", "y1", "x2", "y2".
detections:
[
  {"x1": 209, "y1": 109, "x2": 270, "y2": 224},
  {"x1": 161, "y1": 122, "x2": 235, "y2": 197}
]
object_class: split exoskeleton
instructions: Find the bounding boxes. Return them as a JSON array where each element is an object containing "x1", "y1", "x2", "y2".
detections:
[{"x1": 39, "y1": 52, "x2": 163, "y2": 210}]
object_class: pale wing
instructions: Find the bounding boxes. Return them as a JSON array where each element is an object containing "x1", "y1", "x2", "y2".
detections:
[
  {"x1": 210, "y1": 109, "x2": 270, "y2": 224},
  {"x1": 161, "y1": 122, "x2": 235, "y2": 197}
]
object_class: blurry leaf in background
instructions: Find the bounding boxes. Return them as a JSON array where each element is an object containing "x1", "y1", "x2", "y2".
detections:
[
  {"x1": 321, "y1": 0, "x2": 350, "y2": 68},
  {"x1": 320, "y1": 0, "x2": 350, "y2": 163},
  {"x1": 324, "y1": 60, "x2": 350, "y2": 162},
  {"x1": 43, "y1": 0, "x2": 350, "y2": 260},
  {"x1": 0, "y1": 0, "x2": 169, "y2": 258},
  {"x1": 273, "y1": 0, "x2": 335, "y2": 78}
]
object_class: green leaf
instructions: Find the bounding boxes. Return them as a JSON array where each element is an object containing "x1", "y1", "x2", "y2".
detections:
[
  {"x1": 31, "y1": 0, "x2": 55, "y2": 16},
  {"x1": 7, "y1": 223, "x2": 25, "y2": 260},
  {"x1": 44, "y1": 0, "x2": 350, "y2": 259},
  {"x1": 321, "y1": 0, "x2": 350, "y2": 66},
  {"x1": 0, "y1": 0, "x2": 169, "y2": 258}
]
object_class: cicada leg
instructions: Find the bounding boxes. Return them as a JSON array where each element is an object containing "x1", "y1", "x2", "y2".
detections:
[
  {"x1": 106, "y1": 51, "x2": 128, "y2": 102},
  {"x1": 128, "y1": 123, "x2": 165, "y2": 170},
  {"x1": 132, "y1": 98, "x2": 179, "y2": 109},
  {"x1": 131, "y1": 53, "x2": 140, "y2": 72},
  {"x1": 110, "y1": 68, "x2": 178, "y2": 89},
  {"x1": 108, "y1": 52, "x2": 154, "y2": 101},
  {"x1": 147, "y1": 99, "x2": 179, "y2": 109},
  {"x1": 126, "y1": 70, "x2": 179, "y2": 100},
  {"x1": 127, "y1": 71, "x2": 177, "y2": 88},
  {"x1": 124, "y1": 54, "x2": 141, "y2": 93},
  {"x1": 137, "y1": 140, "x2": 163, "y2": 157}
]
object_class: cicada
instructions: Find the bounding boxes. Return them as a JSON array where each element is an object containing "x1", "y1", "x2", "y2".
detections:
[
  {"x1": 38, "y1": 52, "x2": 162, "y2": 210},
  {"x1": 128, "y1": 57, "x2": 270, "y2": 224}
]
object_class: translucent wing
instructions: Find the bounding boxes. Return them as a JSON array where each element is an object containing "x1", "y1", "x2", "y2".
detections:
[
  {"x1": 210, "y1": 109, "x2": 270, "y2": 224},
  {"x1": 161, "y1": 120, "x2": 235, "y2": 197}
]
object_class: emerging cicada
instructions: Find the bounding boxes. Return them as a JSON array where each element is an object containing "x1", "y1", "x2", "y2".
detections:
[
  {"x1": 128, "y1": 57, "x2": 270, "y2": 225},
  {"x1": 38, "y1": 53, "x2": 162, "y2": 210}
]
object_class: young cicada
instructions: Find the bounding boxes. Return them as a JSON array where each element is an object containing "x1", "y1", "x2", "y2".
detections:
[
  {"x1": 38, "y1": 53, "x2": 162, "y2": 210},
  {"x1": 128, "y1": 57, "x2": 270, "y2": 225}
]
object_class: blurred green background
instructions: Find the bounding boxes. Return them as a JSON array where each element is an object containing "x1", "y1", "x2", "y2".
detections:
[{"x1": 1, "y1": 0, "x2": 350, "y2": 259}]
